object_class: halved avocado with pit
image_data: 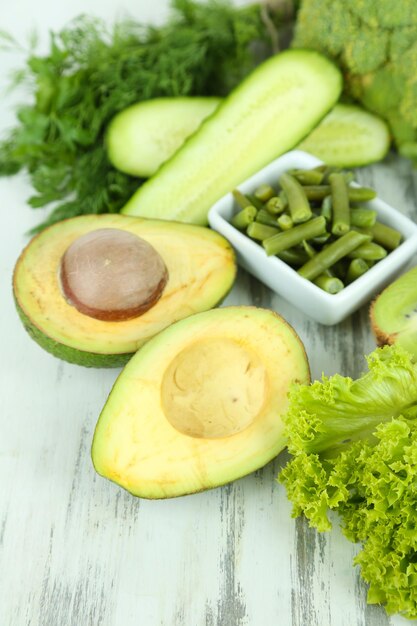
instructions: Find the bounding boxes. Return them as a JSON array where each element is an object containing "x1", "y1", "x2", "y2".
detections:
[
  {"x1": 13, "y1": 214, "x2": 236, "y2": 367},
  {"x1": 92, "y1": 306, "x2": 310, "y2": 498}
]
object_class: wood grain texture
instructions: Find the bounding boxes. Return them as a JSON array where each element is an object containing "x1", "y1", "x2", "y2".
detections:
[
  {"x1": 2, "y1": 155, "x2": 416, "y2": 626},
  {"x1": 1, "y1": 1, "x2": 417, "y2": 620}
]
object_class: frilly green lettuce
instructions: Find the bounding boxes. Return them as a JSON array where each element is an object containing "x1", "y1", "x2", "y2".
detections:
[{"x1": 279, "y1": 345, "x2": 417, "y2": 619}]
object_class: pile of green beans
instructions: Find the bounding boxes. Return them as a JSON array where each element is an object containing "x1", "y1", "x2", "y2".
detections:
[{"x1": 230, "y1": 165, "x2": 403, "y2": 294}]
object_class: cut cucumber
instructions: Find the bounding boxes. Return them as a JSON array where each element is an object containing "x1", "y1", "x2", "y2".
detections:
[
  {"x1": 121, "y1": 50, "x2": 342, "y2": 225},
  {"x1": 298, "y1": 103, "x2": 391, "y2": 167},
  {"x1": 106, "y1": 97, "x2": 221, "y2": 178}
]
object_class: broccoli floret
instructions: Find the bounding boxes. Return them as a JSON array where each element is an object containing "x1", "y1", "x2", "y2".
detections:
[
  {"x1": 293, "y1": 0, "x2": 417, "y2": 150},
  {"x1": 343, "y1": 26, "x2": 389, "y2": 74}
]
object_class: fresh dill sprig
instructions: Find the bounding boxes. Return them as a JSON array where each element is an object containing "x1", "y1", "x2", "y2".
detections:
[{"x1": 0, "y1": 0, "x2": 291, "y2": 232}]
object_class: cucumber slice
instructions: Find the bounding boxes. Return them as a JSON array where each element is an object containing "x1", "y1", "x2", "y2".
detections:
[
  {"x1": 298, "y1": 103, "x2": 391, "y2": 167},
  {"x1": 106, "y1": 97, "x2": 221, "y2": 178},
  {"x1": 122, "y1": 50, "x2": 342, "y2": 225}
]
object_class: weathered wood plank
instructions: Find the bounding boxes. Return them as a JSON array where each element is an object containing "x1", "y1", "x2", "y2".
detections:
[{"x1": 1, "y1": 2, "x2": 417, "y2": 623}]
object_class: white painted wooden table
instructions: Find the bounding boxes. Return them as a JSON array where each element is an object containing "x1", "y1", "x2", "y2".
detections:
[{"x1": 1, "y1": 2, "x2": 416, "y2": 625}]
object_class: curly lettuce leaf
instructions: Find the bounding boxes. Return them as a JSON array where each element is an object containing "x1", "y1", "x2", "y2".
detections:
[
  {"x1": 284, "y1": 345, "x2": 417, "y2": 456},
  {"x1": 279, "y1": 345, "x2": 417, "y2": 619}
]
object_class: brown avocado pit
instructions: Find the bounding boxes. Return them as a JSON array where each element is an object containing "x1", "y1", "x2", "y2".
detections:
[{"x1": 60, "y1": 228, "x2": 168, "y2": 322}]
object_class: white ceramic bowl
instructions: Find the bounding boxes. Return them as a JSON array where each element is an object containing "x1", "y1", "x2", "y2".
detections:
[{"x1": 208, "y1": 150, "x2": 417, "y2": 325}]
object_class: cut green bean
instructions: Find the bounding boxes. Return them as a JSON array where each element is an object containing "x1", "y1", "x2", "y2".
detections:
[
  {"x1": 231, "y1": 205, "x2": 257, "y2": 229},
  {"x1": 302, "y1": 240, "x2": 334, "y2": 276},
  {"x1": 350, "y1": 207, "x2": 377, "y2": 228},
  {"x1": 291, "y1": 169, "x2": 324, "y2": 185},
  {"x1": 265, "y1": 196, "x2": 285, "y2": 215},
  {"x1": 371, "y1": 221, "x2": 402, "y2": 250},
  {"x1": 330, "y1": 172, "x2": 350, "y2": 236},
  {"x1": 348, "y1": 242, "x2": 388, "y2": 261},
  {"x1": 231, "y1": 169, "x2": 385, "y2": 296},
  {"x1": 277, "y1": 247, "x2": 310, "y2": 266},
  {"x1": 247, "y1": 222, "x2": 279, "y2": 241},
  {"x1": 302, "y1": 240, "x2": 317, "y2": 259},
  {"x1": 263, "y1": 216, "x2": 326, "y2": 256},
  {"x1": 298, "y1": 231, "x2": 371, "y2": 280},
  {"x1": 279, "y1": 172, "x2": 313, "y2": 224},
  {"x1": 256, "y1": 209, "x2": 279, "y2": 228},
  {"x1": 311, "y1": 233, "x2": 331, "y2": 245},
  {"x1": 277, "y1": 214, "x2": 293, "y2": 231},
  {"x1": 303, "y1": 185, "x2": 377, "y2": 203},
  {"x1": 303, "y1": 185, "x2": 331, "y2": 201},
  {"x1": 246, "y1": 194, "x2": 265, "y2": 211},
  {"x1": 254, "y1": 183, "x2": 275, "y2": 202},
  {"x1": 321, "y1": 195, "x2": 332, "y2": 221},
  {"x1": 321, "y1": 166, "x2": 340, "y2": 183},
  {"x1": 232, "y1": 189, "x2": 252, "y2": 210},
  {"x1": 279, "y1": 190, "x2": 288, "y2": 210},
  {"x1": 348, "y1": 186, "x2": 377, "y2": 202},
  {"x1": 346, "y1": 258, "x2": 369, "y2": 283},
  {"x1": 314, "y1": 274, "x2": 344, "y2": 294}
]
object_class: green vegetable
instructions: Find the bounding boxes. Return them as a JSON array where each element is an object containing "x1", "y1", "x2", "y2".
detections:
[
  {"x1": 298, "y1": 103, "x2": 391, "y2": 167},
  {"x1": 122, "y1": 50, "x2": 342, "y2": 224},
  {"x1": 277, "y1": 214, "x2": 294, "y2": 231},
  {"x1": 329, "y1": 172, "x2": 350, "y2": 236},
  {"x1": 247, "y1": 222, "x2": 279, "y2": 240},
  {"x1": 313, "y1": 274, "x2": 344, "y2": 294},
  {"x1": 346, "y1": 258, "x2": 369, "y2": 283},
  {"x1": 246, "y1": 194, "x2": 266, "y2": 211},
  {"x1": 298, "y1": 231, "x2": 370, "y2": 280},
  {"x1": 265, "y1": 196, "x2": 285, "y2": 215},
  {"x1": 303, "y1": 185, "x2": 332, "y2": 201},
  {"x1": 254, "y1": 184, "x2": 275, "y2": 202},
  {"x1": 371, "y1": 221, "x2": 403, "y2": 250},
  {"x1": 348, "y1": 187, "x2": 377, "y2": 202},
  {"x1": 303, "y1": 185, "x2": 377, "y2": 203},
  {"x1": 230, "y1": 166, "x2": 391, "y2": 292},
  {"x1": 290, "y1": 168, "x2": 324, "y2": 185},
  {"x1": 302, "y1": 240, "x2": 334, "y2": 279},
  {"x1": 232, "y1": 189, "x2": 253, "y2": 210},
  {"x1": 256, "y1": 209, "x2": 280, "y2": 228},
  {"x1": 231, "y1": 206, "x2": 257, "y2": 229},
  {"x1": 301, "y1": 240, "x2": 317, "y2": 259},
  {"x1": 263, "y1": 215, "x2": 326, "y2": 256},
  {"x1": 350, "y1": 208, "x2": 377, "y2": 229},
  {"x1": 279, "y1": 345, "x2": 417, "y2": 619},
  {"x1": 106, "y1": 97, "x2": 221, "y2": 177},
  {"x1": 320, "y1": 195, "x2": 332, "y2": 221},
  {"x1": 293, "y1": 0, "x2": 417, "y2": 161},
  {"x1": 279, "y1": 172, "x2": 313, "y2": 224},
  {"x1": 0, "y1": 0, "x2": 284, "y2": 231},
  {"x1": 277, "y1": 248, "x2": 310, "y2": 266},
  {"x1": 348, "y1": 242, "x2": 388, "y2": 261}
]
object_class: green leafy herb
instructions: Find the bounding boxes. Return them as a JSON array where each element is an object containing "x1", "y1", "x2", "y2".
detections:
[
  {"x1": 279, "y1": 345, "x2": 417, "y2": 618},
  {"x1": 0, "y1": 0, "x2": 290, "y2": 232}
]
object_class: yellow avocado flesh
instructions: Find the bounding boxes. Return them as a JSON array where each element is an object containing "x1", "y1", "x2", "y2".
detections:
[
  {"x1": 91, "y1": 307, "x2": 310, "y2": 498},
  {"x1": 13, "y1": 214, "x2": 236, "y2": 358}
]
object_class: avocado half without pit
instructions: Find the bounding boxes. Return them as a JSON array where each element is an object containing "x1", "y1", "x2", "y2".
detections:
[
  {"x1": 13, "y1": 215, "x2": 236, "y2": 367},
  {"x1": 91, "y1": 306, "x2": 310, "y2": 498}
]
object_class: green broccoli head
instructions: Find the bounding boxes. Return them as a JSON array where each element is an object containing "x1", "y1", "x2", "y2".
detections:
[{"x1": 293, "y1": 0, "x2": 417, "y2": 149}]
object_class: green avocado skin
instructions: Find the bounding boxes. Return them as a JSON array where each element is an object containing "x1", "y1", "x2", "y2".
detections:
[
  {"x1": 14, "y1": 286, "x2": 234, "y2": 368},
  {"x1": 15, "y1": 298, "x2": 133, "y2": 368}
]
